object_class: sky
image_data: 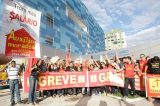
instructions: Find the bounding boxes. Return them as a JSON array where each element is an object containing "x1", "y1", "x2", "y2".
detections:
[{"x1": 81, "y1": 0, "x2": 160, "y2": 47}]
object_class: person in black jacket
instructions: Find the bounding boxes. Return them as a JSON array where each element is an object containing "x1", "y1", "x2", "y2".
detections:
[
  {"x1": 28, "y1": 59, "x2": 42, "y2": 105},
  {"x1": 145, "y1": 56, "x2": 160, "y2": 74}
]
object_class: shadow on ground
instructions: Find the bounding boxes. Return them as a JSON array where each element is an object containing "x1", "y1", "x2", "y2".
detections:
[
  {"x1": 153, "y1": 98, "x2": 160, "y2": 106},
  {"x1": 65, "y1": 96, "x2": 80, "y2": 102},
  {"x1": 75, "y1": 95, "x2": 91, "y2": 106},
  {"x1": 100, "y1": 100, "x2": 108, "y2": 106}
]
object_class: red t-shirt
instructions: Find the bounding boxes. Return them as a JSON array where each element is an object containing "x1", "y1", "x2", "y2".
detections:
[
  {"x1": 124, "y1": 63, "x2": 135, "y2": 78},
  {"x1": 139, "y1": 60, "x2": 147, "y2": 73}
]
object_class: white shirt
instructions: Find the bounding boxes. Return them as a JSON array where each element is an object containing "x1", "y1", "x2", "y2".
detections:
[{"x1": 7, "y1": 66, "x2": 19, "y2": 80}]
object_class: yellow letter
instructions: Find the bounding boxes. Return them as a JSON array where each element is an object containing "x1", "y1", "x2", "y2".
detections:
[
  {"x1": 48, "y1": 76, "x2": 55, "y2": 86},
  {"x1": 99, "y1": 73, "x2": 106, "y2": 82},
  {"x1": 8, "y1": 30, "x2": 15, "y2": 40},
  {"x1": 62, "y1": 75, "x2": 69, "y2": 84},
  {"x1": 39, "y1": 76, "x2": 47, "y2": 86},
  {"x1": 56, "y1": 76, "x2": 62, "y2": 85},
  {"x1": 70, "y1": 75, "x2": 76, "y2": 84}
]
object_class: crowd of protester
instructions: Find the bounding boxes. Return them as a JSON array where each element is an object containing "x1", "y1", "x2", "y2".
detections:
[{"x1": 5, "y1": 53, "x2": 160, "y2": 105}]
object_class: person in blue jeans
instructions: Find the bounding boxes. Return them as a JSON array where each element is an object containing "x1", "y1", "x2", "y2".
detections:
[
  {"x1": 28, "y1": 59, "x2": 42, "y2": 105},
  {"x1": 7, "y1": 61, "x2": 22, "y2": 106}
]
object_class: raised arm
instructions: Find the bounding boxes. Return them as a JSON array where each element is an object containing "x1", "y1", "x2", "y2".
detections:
[
  {"x1": 116, "y1": 66, "x2": 125, "y2": 73},
  {"x1": 131, "y1": 54, "x2": 137, "y2": 63},
  {"x1": 104, "y1": 54, "x2": 111, "y2": 64},
  {"x1": 115, "y1": 52, "x2": 120, "y2": 63},
  {"x1": 94, "y1": 60, "x2": 100, "y2": 68}
]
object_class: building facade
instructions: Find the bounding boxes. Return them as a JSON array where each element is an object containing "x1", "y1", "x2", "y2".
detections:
[
  {"x1": 0, "y1": 0, "x2": 105, "y2": 58},
  {"x1": 105, "y1": 29, "x2": 126, "y2": 50}
]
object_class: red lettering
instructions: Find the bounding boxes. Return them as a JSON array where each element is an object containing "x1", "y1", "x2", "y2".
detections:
[{"x1": 9, "y1": 11, "x2": 37, "y2": 26}]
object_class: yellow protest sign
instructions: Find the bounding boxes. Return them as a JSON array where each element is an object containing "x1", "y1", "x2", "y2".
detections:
[
  {"x1": 0, "y1": 72, "x2": 8, "y2": 80},
  {"x1": 149, "y1": 78, "x2": 160, "y2": 93}
]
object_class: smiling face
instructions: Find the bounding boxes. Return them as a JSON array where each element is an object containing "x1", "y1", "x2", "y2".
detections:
[
  {"x1": 122, "y1": 57, "x2": 127, "y2": 63},
  {"x1": 126, "y1": 57, "x2": 132, "y2": 64}
]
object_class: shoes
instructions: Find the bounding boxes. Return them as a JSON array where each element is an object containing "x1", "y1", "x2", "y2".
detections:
[
  {"x1": 52, "y1": 95, "x2": 56, "y2": 98},
  {"x1": 10, "y1": 102, "x2": 15, "y2": 106},
  {"x1": 74, "y1": 93, "x2": 77, "y2": 96},
  {"x1": 59, "y1": 94, "x2": 62, "y2": 97},
  {"x1": 31, "y1": 102, "x2": 35, "y2": 105},
  {"x1": 147, "y1": 97, "x2": 152, "y2": 102},
  {"x1": 67, "y1": 94, "x2": 71, "y2": 96},
  {"x1": 27, "y1": 102, "x2": 35, "y2": 105},
  {"x1": 10, "y1": 101, "x2": 15, "y2": 106}
]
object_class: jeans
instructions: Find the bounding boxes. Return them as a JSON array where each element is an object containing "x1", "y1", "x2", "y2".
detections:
[
  {"x1": 9, "y1": 79, "x2": 21, "y2": 103},
  {"x1": 28, "y1": 76, "x2": 37, "y2": 103},
  {"x1": 124, "y1": 77, "x2": 135, "y2": 96}
]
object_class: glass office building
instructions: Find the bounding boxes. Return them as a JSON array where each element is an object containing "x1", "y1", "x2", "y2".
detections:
[{"x1": 0, "y1": 0, "x2": 105, "y2": 58}]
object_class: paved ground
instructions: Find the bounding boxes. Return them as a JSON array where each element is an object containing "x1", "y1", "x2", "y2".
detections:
[{"x1": 0, "y1": 89, "x2": 160, "y2": 106}]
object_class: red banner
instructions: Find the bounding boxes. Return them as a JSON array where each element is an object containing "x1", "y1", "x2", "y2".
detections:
[
  {"x1": 146, "y1": 74, "x2": 160, "y2": 98},
  {"x1": 24, "y1": 69, "x2": 145, "y2": 93},
  {"x1": 5, "y1": 29, "x2": 35, "y2": 57},
  {"x1": 24, "y1": 72, "x2": 87, "y2": 92}
]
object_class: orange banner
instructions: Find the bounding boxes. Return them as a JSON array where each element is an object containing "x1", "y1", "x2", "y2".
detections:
[{"x1": 146, "y1": 74, "x2": 160, "y2": 98}]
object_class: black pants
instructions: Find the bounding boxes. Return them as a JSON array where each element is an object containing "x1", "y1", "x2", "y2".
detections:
[
  {"x1": 66, "y1": 88, "x2": 76, "y2": 95},
  {"x1": 124, "y1": 77, "x2": 135, "y2": 96}
]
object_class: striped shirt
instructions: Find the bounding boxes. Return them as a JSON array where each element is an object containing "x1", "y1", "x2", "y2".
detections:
[{"x1": 7, "y1": 66, "x2": 19, "y2": 80}]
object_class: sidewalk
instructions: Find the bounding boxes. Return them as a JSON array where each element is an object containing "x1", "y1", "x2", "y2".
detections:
[{"x1": 0, "y1": 89, "x2": 159, "y2": 106}]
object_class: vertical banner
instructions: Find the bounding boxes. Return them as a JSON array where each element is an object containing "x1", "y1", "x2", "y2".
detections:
[
  {"x1": 0, "y1": 0, "x2": 41, "y2": 58},
  {"x1": 146, "y1": 74, "x2": 160, "y2": 98},
  {"x1": 66, "y1": 43, "x2": 71, "y2": 67}
]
